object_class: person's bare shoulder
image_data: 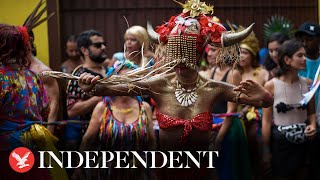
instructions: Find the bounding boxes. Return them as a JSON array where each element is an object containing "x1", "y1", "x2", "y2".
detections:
[
  {"x1": 264, "y1": 78, "x2": 275, "y2": 95},
  {"x1": 305, "y1": 78, "x2": 313, "y2": 86},
  {"x1": 95, "y1": 101, "x2": 106, "y2": 112},
  {"x1": 260, "y1": 68, "x2": 270, "y2": 83},
  {"x1": 199, "y1": 69, "x2": 211, "y2": 79},
  {"x1": 61, "y1": 59, "x2": 71, "y2": 67},
  {"x1": 149, "y1": 72, "x2": 175, "y2": 85},
  {"x1": 31, "y1": 56, "x2": 51, "y2": 74},
  {"x1": 227, "y1": 69, "x2": 242, "y2": 85},
  {"x1": 142, "y1": 101, "x2": 152, "y2": 113},
  {"x1": 200, "y1": 75, "x2": 230, "y2": 95}
]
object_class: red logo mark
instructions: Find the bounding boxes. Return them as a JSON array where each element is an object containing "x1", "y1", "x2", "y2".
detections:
[{"x1": 9, "y1": 147, "x2": 35, "y2": 173}]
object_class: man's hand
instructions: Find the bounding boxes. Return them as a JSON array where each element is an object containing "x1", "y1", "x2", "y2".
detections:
[
  {"x1": 78, "y1": 73, "x2": 101, "y2": 93},
  {"x1": 234, "y1": 80, "x2": 273, "y2": 107}
]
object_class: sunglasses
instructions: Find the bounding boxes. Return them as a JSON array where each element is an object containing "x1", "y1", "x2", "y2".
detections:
[{"x1": 90, "y1": 42, "x2": 106, "y2": 48}]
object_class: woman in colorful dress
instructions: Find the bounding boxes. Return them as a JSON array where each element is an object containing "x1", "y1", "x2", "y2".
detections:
[
  {"x1": 73, "y1": 60, "x2": 155, "y2": 179},
  {"x1": 0, "y1": 24, "x2": 67, "y2": 179}
]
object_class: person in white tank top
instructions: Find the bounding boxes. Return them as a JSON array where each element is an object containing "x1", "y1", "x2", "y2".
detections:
[{"x1": 261, "y1": 39, "x2": 317, "y2": 179}]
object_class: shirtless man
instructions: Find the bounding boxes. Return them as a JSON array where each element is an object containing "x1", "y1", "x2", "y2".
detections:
[
  {"x1": 28, "y1": 30, "x2": 59, "y2": 134},
  {"x1": 61, "y1": 35, "x2": 83, "y2": 74}
]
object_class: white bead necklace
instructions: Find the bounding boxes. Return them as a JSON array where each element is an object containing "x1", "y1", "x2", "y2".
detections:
[{"x1": 174, "y1": 76, "x2": 199, "y2": 107}]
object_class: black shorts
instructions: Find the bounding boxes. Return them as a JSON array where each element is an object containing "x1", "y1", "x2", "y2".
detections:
[{"x1": 271, "y1": 126, "x2": 308, "y2": 177}]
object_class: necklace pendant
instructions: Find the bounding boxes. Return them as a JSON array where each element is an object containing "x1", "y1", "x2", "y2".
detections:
[{"x1": 175, "y1": 79, "x2": 198, "y2": 107}]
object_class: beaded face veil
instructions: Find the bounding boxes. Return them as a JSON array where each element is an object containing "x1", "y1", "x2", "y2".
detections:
[{"x1": 148, "y1": 0, "x2": 255, "y2": 69}]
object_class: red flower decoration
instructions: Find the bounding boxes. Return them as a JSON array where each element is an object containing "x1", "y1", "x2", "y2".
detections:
[
  {"x1": 167, "y1": 16, "x2": 177, "y2": 29},
  {"x1": 156, "y1": 12, "x2": 226, "y2": 45},
  {"x1": 156, "y1": 15, "x2": 179, "y2": 43},
  {"x1": 199, "y1": 16, "x2": 226, "y2": 44},
  {"x1": 17, "y1": 26, "x2": 30, "y2": 46}
]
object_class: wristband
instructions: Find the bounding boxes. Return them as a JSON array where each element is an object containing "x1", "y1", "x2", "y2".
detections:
[
  {"x1": 235, "y1": 92, "x2": 242, "y2": 104},
  {"x1": 262, "y1": 92, "x2": 273, "y2": 105}
]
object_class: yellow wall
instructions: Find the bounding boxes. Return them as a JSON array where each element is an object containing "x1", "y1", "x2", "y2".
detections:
[{"x1": 0, "y1": 0, "x2": 50, "y2": 65}]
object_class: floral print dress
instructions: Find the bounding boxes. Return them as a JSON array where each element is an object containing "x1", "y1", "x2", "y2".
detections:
[{"x1": 0, "y1": 64, "x2": 49, "y2": 151}]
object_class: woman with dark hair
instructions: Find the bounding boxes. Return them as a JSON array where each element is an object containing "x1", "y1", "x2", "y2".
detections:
[
  {"x1": 199, "y1": 44, "x2": 219, "y2": 77},
  {"x1": 0, "y1": 24, "x2": 67, "y2": 179},
  {"x1": 263, "y1": 32, "x2": 290, "y2": 78},
  {"x1": 262, "y1": 39, "x2": 316, "y2": 179}
]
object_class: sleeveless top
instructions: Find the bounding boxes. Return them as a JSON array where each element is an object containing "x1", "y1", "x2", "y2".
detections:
[
  {"x1": 211, "y1": 67, "x2": 231, "y2": 113},
  {"x1": 273, "y1": 77, "x2": 309, "y2": 126},
  {"x1": 99, "y1": 96, "x2": 149, "y2": 151},
  {"x1": 156, "y1": 111, "x2": 212, "y2": 144}
]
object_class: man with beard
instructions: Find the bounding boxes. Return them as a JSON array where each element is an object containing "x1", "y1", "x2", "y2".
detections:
[
  {"x1": 61, "y1": 35, "x2": 83, "y2": 74},
  {"x1": 64, "y1": 30, "x2": 107, "y2": 155}
]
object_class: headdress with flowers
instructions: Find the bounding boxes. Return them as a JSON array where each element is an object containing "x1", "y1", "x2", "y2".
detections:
[
  {"x1": 149, "y1": 0, "x2": 255, "y2": 68},
  {"x1": 156, "y1": 0, "x2": 226, "y2": 48}
]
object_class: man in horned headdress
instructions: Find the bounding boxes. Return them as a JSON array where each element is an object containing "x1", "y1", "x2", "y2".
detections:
[{"x1": 45, "y1": 0, "x2": 273, "y2": 178}]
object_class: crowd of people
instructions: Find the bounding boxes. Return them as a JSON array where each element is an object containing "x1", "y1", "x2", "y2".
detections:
[{"x1": 1, "y1": 0, "x2": 320, "y2": 180}]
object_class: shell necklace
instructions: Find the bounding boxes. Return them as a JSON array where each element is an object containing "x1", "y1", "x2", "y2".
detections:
[{"x1": 175, "y1": 76, "x2": 199, "y2": 107}]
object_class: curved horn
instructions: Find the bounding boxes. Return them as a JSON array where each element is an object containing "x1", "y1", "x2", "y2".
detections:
[
  {"x1": 222, "y1": 23, "x2": 255, "y2": 47},
  {"x1": 147, "y1": 21, "x2": 160, "y2": 43}
]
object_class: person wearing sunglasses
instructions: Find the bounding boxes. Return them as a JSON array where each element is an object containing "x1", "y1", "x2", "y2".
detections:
[
  {"x1": 64, "y1": 30, "x2": 108, "y2": 175},
  {"x1": 262, "y1": 39, "x2": 316, "y2": 180}
]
